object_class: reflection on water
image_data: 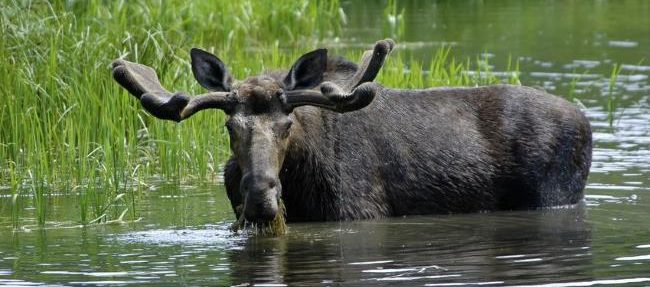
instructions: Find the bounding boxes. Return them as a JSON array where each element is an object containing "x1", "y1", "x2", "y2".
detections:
[
  {"x1": 225, "y1": 208, "x2": 592, "y2": 286},
  {"x1": 1, "y1": 1, "x2": 650, "y2": 286}
]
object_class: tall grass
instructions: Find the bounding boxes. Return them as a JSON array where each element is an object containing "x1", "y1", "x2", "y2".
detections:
[
  {"x1": 383, "y1": 0, "x2": 405, "y2": 39},
  {"x1": 1, "y1": 0, "x2": 516, "y2": 229},
  {"x1": 377, "y1": 47, "x2": 518, "y2": 89},
  {"x1": 0, "y1": 0, "x2": 343, "y2": 227},
  {"x1": 607, "y1": 63, "x2": 623, "y2": 127}
]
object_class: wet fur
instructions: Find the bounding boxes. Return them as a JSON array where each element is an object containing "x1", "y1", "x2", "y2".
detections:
[{"x1": 225, "y1": 59, "x2": 592, "y2": 222}]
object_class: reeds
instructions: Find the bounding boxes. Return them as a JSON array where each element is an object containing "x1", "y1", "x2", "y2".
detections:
[
  {"x1": 0, "y1": 0, "x2": 342, "y2": 229},
  {"x1": 1, "y1": 0, "x2": 518, "y2": 232},
  {"x1": 607, "y1": 64, "x2": 623, "y2": 127}
]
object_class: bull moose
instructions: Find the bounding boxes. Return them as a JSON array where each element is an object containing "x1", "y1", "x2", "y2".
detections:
[{"x1": 112, "y1": 39, "x2": 592, "y2": 225}]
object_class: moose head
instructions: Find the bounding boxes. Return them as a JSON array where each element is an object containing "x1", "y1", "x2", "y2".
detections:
[{"x1": 112, "y1": 40, "x2": 394, "y2": 224}]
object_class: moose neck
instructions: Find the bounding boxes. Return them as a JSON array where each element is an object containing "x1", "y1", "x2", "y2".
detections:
[{"x1": 279, "y1": 107, "x2": 345, "y2": 221}]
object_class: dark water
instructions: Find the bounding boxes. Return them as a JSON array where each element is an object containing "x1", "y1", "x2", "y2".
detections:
[{"x1": 2, "y1": 1, "x2": 650, "y2": 286}]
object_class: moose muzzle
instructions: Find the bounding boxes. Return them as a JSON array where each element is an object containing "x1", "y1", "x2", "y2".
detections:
[{"x1": 241, "y1": 173, "x2": 280, "y2": 223}]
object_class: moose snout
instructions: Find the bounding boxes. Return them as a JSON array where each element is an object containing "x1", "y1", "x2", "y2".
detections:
[{"x1": 241, "y1": 173, "x2": 280, "y2": 223}]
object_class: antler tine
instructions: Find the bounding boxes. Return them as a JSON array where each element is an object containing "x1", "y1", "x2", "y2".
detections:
[
  {"x1": 281, "y1": 39, "x2": 392, "y2": 113},
  {"x1": 112, "y1": 59, "x2": 232, "y2": 122},
  {"x1": 181, "y1": 93, "x2": 235, "y2": 119},
  {"x1": 112, "y1": 59, "x2": 170, "y2": 98},
  {"x1": 283, "y1": 81, "x2": 381, "y2": 113},
  {"x1": 344, "y1": 38, "x2": 395, "y2": 91}
]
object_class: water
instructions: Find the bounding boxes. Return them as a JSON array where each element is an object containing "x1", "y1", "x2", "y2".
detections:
[
  {"x1": 2, "y1": 1, "x2": 650, "y2": 286},
  {"x1": 1, "y1": 191, "x2": 650, "y2": 285}
]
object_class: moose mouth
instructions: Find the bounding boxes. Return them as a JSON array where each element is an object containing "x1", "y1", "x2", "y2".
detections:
[
  {"x1": 231, "y1": 186, "x2": 287, "y2": 235},
  {"x1": 243, "y1": 186, "x2": 280, "y2": 224}
]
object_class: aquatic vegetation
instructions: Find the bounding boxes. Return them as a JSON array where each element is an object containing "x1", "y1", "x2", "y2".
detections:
[
  {"x1": 607, "y1": 63, "x2": 623, "y2": 127},
  {"x1": 231, "y1": 199, "x2": 287, "y2": 236},
  {"x1": 0, "y1": 0, "x2": 341, "y2": 228},
  {"x1": 383, "y1": 0, "x2": 405, "y2": 39},
  {"x1": 566, "y1": 70, "x2": 580, "y2": 101},
  {"x1": 377, "y1": 46, "x2": 516, "y2": 89},
  {"x1": 0, "y1": 0, "x2": 519, "y2": 231}
]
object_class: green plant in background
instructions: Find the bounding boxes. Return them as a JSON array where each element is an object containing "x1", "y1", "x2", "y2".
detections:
[
  {"x1": 506, "y1": 55, "x2": 521, "y2": 86},
  {"x1": 0, "y1": 0, "x2": 344, "y2": 228},
  {"x1": 383, "y1": 0, "x2": 405, "y2": 39},
  {"x1": 9, "y1": 162, "x2": 20, "y2": 230},
  {"x1": 27, "y1": 170, "x2": 47, "y2": 227},
  {"x1": 377, "y1": 46, "x2": 517, "y2": 89},
  {"x1": 607, "y1": 63, "x2": 622, "y2": 127},
  {"x1": 0, "y1": 0, "x2": 522, "y2": 230},
  {"x1": 567, "y1": 71, "x2": 580, "y2": 101}
]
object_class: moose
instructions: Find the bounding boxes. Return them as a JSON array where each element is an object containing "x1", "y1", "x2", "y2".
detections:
[{"x1": 112, "y1": 39, "x2": 592, "y2": 225}]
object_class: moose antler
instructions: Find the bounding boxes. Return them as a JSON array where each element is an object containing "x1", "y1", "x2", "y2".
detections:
[
  {"x1": 282, "y1": 39, "x2": 393, "y2": 113},
  {"x1": 111, "y1": 59, "x2": 234, "y2": 122},
  {"x1": 344, "y1": 38, "x2": 395, "y2": 90},
  {"x1": 282, "y1": 81, "x2": 381, "y2": 113}
]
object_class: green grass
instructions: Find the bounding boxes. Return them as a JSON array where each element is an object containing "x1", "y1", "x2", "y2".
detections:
[
  {"x1": 0, "y1": 0, "x2": 343, "y2": 227},
  {"x1": 383, "y1": 0, "x2": 405, "y2": 39},
  {"x1": 0, "y1": 0, "x2": 516, "y2": 230},
  {"x1": 607, "y1": 63, "x2": 623, "y2": 127}
]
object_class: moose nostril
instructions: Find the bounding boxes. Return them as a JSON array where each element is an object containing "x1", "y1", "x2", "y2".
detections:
[{"x1": 268, "y1": 180, "x2": 276, "y2": 189}]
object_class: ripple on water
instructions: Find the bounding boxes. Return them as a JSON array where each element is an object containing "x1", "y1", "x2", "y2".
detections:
[
  {"x1": 373, "y1": 274, "x2": 461, "y2": 282},
  {"x1": 590, "y1": 150, "x2": 650, "y2": 173},
  {"x1": 621, "y1": 64, "x2": 650, "y2": 72},
  {"x1": 615, "y1": 255, "x2": 650, "y2": 261},
  {"x1": 508, "y1": 277, "x2": 650, "y2": 287},
  {"x1": 587, "y1": 184, "x2": 645, "y2": 192},
  {"x1": 425, "y1": 282, "x2": 504, "y2": 286},
  {"x1": 358, "y1": 265, "x2": 452, "y2": 283},
  {"x1": 117, "y1": 223, "x2": 246, "y2": 248},
  {"x1": 563, "y1": 60, "x2": 600, "y2": 69},
  {"x1": 348, "y1": 260, "x2": 394, "y2": 265},
  {"x1": 67, "y1": 280, "x2": 149, "y2": 285},
  {"x1": 608, "y1": 40, "x2": 639, "y2": 48},
  {"x1": 585, "y1": 105, "x2": 650, "y2": 178},
  {"x1": 584, "y1": 194, "x2": 638, "y2": 206},
  {"x1": 0, "y1": 279, "x2": 57, "y2": 286},
  {"x1": 529, "y1": 71, "x2": 602, "y2": 80}
]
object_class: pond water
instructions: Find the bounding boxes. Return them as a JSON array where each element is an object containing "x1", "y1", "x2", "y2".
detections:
[
  {"x1": 2, "y1": 1, "x2": 650, "y2": 286},
  {"x1": 1, "y1": 189, "x2": 650, "y2": 286}
]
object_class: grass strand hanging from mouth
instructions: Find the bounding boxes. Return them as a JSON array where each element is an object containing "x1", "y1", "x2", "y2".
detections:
[{"x1": 231, "y1": 198, "x2": 287, "y2": 236}]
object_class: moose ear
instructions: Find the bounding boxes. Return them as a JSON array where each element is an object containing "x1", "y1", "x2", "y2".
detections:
[
  {"x1": 284, "y1": 48, "x2": 327, "y2": 90},
  {"x1": 190, "y1": 48, "x2": 232, "y2": 92}
]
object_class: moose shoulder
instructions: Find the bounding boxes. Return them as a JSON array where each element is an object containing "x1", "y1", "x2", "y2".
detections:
[{"x1": 112, "y1": 40, "x2": 592, "y2": 224}]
